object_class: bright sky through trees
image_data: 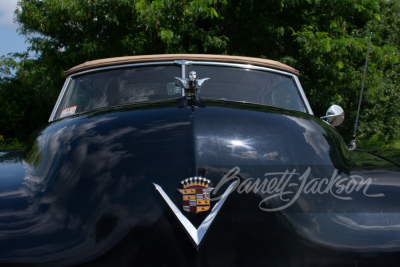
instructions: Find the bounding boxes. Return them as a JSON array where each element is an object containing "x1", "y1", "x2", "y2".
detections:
[{"x1": 0, "y1": 0, "x2": 29, "y2": 56}]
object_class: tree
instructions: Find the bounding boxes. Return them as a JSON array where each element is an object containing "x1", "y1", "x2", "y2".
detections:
[
  {"x1": 0, "y1": 53, "x2": 60, "y2": 140},
  {"x1": 2, "y1": 0, "x2": 227, "y2": 141},
  {"x1": 1, "y1": 0, "x2": 399, "y2": 148},
  {"x1": 215, "y1": 0, "x2": 400, "y2": 146}
]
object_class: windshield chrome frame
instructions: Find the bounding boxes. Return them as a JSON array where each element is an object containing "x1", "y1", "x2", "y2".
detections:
[
  {"x1": 49, "y1": 61, "x2": 313, "y2": 122},
  {"x1": 49, "y1": 76, "x2": 72, "y2": 122}
]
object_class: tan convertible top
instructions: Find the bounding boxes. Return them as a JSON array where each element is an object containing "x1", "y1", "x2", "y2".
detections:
[{"x1": 64, "y1": 54, "x2": 299, "y2": 76}]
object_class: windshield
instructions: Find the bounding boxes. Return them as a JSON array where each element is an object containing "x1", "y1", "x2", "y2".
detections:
[{"x1": 56, "y1": 64, "x2": 306, "y2": 119}]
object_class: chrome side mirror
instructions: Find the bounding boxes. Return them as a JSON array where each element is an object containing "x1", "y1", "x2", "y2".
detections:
[{"x1": 320, "y1": 105, "x2": 344, "y2": 127}]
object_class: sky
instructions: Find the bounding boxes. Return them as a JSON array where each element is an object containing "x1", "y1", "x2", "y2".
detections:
[{"x1": 0, "y1": 0, "x2": 30, "y2": 57}]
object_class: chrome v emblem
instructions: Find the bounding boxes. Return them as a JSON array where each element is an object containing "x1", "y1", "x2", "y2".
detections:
[{"x1": 153, "y1": 181, "x2": 237, "y2": 250}]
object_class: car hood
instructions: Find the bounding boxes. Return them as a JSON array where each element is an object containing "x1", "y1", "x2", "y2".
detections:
[{"x1": 1, "y1": 100, "x2": 400, "y2": 266}]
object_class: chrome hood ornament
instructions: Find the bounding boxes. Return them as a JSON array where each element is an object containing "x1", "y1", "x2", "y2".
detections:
[
  {"x1": 153, "y1": 179, "x2": 237, "y2": 249},
  {"x1": 174, "y1": 71, "x2": 210, "y2": 91},
  {"x1": 174, "y1": 71, "x2": 210, "y2": 110}
]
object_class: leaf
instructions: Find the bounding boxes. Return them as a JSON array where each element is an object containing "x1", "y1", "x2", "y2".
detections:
[
  {"x1": 160, "y1": 29, "x2": 174, "y2": 43},
  {"x1": 336, "y1": 61, "x2": 344, "y2": 70},
  {"x1": 210, "y1": 7, "x2": 218, "y2": 18}
]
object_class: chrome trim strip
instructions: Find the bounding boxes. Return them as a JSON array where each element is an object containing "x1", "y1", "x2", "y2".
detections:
[
  {"x1": 49, "y1": 76, "x2": 72, "y2": 122},
  {"x1": 191, "y1": 61, "x2": 294, "y2": 77},
  {"x1": 69, "y1": 62, "x2": 175, "y2": 78},
  {"x1": 153, "y1": 180, "x2": 237, "y2": 249},
  {"x1": 69, "y1": 61, "x2": 295, "y2": 81},
  {"x1": 293, "y1": 75, "x2": 313, "y2": 115}
]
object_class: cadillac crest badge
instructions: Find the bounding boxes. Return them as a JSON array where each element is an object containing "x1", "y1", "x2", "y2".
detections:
[
  {"x1": 178, "y1": 177, "x2": 213, "y2": 213},
  {"x1": 153, "y1": 176, "x2": 237, "y2": 248}
]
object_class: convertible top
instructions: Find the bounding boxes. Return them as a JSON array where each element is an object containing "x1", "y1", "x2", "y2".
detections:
[{"x1": 64, "y1": 54, "x2": 299, "y2": 76}]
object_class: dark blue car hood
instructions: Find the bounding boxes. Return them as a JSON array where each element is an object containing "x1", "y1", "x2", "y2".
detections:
[{"x1": 1, "y1": 100, "x2": 400, "y2": 266}]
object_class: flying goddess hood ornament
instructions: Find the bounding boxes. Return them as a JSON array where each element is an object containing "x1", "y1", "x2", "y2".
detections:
[
  {"x1": 175, "y1": 71, "x2": 210, "y2": 110},
  {"x1": 175, "y1": 71, "x2": 210, "y2": 90}
]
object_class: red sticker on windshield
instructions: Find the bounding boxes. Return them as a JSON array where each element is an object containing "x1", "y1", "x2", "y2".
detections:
[{"x1": 60, "y1": 106, "x2": 77, "y2": 118}]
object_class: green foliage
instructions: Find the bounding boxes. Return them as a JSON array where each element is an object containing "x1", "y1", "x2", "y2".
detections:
[
  {"x1": 0, "y1": 53, "x2": 63, "y2": 141},
  {"x1": 0, "y1": 135, "x2": 23, "y2": 150},
  {"x1": 16, "y1": 0, "x2": 227, "y2": 59},
  {"x1": 217, "y1": 0, "x2": 400, "y2": 147},
  {"x1": 0, "y1": 0, "x2": 399, "y2": 148}
]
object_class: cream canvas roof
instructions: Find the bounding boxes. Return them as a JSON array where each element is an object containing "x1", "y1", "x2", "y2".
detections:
[{"x1": 64, "y1": 54, "x2": 299, "y2": 76}]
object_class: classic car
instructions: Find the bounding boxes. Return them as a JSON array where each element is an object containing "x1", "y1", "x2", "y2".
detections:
[{"x1": 1, "y1": 54, "x2": 400, "y2": 266}]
